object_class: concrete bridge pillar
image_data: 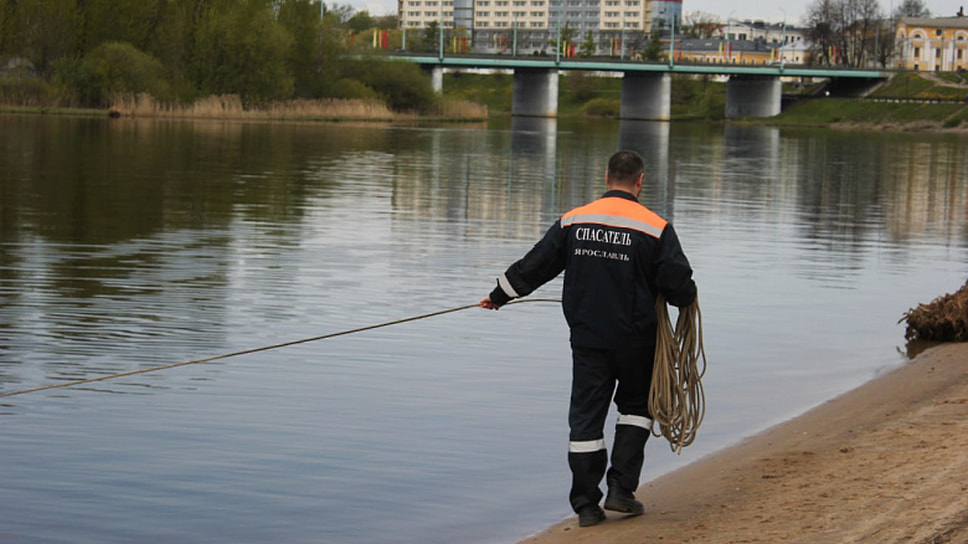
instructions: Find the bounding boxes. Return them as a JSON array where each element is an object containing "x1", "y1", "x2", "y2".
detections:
[
  {"x1": 725, "y1": 76, "x2": 782, "y2": 118},
  {"x1": 512, "y1": 68, "x2": 559, "y2": 117},
  {"x1": 427, "y1": 66, "x2": 444, "y2": 94},
  {"x1": 620, "y1": 72, "x2": 671, "y2": 121}
]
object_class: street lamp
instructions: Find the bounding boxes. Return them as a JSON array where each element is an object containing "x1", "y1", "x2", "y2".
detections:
[
  {"x1": 513, "y1": 10, "x2": 518, "y2": 56},
  {"x1": 439, "y1": 0, "x2": 445, "y2": 59},
  {"x1": 779, "y1": 7, "x2": 786, "y2": 70},
  {"x1": 668, "y1": 16, "x2": 675, "y2": 67},
  {"x1": 556, "y1": 0, "x2": 562, "y2": 63},
  {"x1": 621, "y1": 3, "x2": 626, "y2": 59}
]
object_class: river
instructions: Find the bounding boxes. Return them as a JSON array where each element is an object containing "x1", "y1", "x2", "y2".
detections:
[{"x1": 1, "y1": 113, "x2": 966, "y2": 543}]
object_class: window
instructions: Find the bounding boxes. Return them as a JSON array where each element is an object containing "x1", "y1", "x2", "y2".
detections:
[
  {"x1": 914, "y1": 46, "x2": 921, "y2": 58},
  {"x1": 936, "y1": 48, "x2": 942, "y2": 59}
]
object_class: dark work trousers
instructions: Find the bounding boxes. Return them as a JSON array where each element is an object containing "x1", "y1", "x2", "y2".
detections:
[{"x1": 567, "y1": 341, "x2": 655, "y2": 513}]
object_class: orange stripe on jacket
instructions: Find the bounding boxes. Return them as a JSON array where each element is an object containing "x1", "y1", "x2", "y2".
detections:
[{"x1": 561, "y1": 197, "x2": 667, "y2": 239}]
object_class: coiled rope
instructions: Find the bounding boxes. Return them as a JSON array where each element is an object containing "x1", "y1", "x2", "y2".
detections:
[
  {"x1": 649, "y1": 294, "x2": 707, "y2": 454},
  {"x1": 0, "y1": 298, "x2": 562, "y2": 399}
]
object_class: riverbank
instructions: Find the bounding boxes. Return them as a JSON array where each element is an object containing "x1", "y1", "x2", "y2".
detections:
[
  {"x1": 520, "y1": 342, "x2": 968, "y2": 544},
  {"x1": 0, "y1": 94, "x2": 489, "y2": 123}
]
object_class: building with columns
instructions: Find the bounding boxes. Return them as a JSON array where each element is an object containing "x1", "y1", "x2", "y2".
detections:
[{"x1": 895, "y1": 15, "x2": 968, "y2": 72}]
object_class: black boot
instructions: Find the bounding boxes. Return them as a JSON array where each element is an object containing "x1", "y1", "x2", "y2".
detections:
[{"x1": 604, "y1": 486, "x2": 644, "y2": 515}]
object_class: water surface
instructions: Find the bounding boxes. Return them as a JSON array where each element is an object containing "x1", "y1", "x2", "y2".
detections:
[{"x1": 1, "y1": 114, "x2": 966, "y2": 543}]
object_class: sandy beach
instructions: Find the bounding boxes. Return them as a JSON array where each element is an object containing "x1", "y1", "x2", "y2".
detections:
[{"x1": 520, "y1": 342, "x2": 968, "y2": 544}]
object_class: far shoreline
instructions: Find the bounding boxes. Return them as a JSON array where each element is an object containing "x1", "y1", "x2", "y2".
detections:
[{"x1": 6, "y1": 101, "x2": 968, "y2": 134}]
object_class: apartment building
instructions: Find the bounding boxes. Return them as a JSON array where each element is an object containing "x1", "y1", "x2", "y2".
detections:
[
  {"x1": 895, "y1": 15, "x2": 968, "y2": 72},
  {"x1": 399, "y1": 0, "x2": 657, "y2": 55}
]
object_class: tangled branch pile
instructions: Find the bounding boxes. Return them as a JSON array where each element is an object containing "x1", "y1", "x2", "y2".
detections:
[{"x1": 901, "y1": 280, "x2": 968, "y2": 342}]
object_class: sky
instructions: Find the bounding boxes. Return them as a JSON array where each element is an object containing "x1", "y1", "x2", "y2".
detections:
[{"x1": 354, "y1": 0, "x2": 968, "y2": 26}]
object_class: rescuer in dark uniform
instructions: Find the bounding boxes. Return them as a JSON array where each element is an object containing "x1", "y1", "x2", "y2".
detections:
[{"x1": 480, "y1": 150, "x2": 697, "y2": 527}]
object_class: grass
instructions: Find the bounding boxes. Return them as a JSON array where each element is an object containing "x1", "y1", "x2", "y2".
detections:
[
  {"x1": 770, "y1": 97, "x2": 968, "y2": 129},
  {"x1": 107, "y1": 93, "x2": 487, "y2": 122},
  {"x1": 869, "y1": 71, "x2": 968, "y2": 101}
]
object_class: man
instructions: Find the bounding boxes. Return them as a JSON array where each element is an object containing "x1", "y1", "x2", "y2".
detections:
[{"x1": 479, "y1": 150, "x2": 697, "y2": 527}]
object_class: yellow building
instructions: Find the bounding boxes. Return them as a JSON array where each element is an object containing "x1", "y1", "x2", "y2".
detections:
[
  {"x1": 675, "y1": 38, "x2": 780, "y2": 66},
  {"x1": 895, "y1": 16, "x2": 968, "y2": 72}
]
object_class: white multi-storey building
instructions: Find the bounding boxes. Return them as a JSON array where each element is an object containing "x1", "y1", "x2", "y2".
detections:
[{"x1": 399, "y1": 0, "x2": 658, "y2": 55}]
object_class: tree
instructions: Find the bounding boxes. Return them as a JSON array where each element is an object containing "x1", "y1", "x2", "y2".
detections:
[
  {"x1": 192, "y1": 2, "x2": 295, "y2": 104},
  {"x1": 805, "y1": 0, "x2": 883, "y2": 67},
  {"x1": 346, "y1": 10, "x2": 375, "y2": 33},
  {"x1": 579, "y1": 31, "x2": 596, "y2": 57},
  {"x1": 423, "y1": 21, "x2": 440, "y2": 53},
  {"x1": 643, "y1": 30, "x2": 663, "y2": 61},
  {"x1": 805, "y1": 0, "x2": 838, "y2": 65},
  {"x1": 72, "y1": 41, "x2": 173, "y2": 106},
  {"x1": 682, "y1": 11, "x2": 721, "y2": 39},
  {"x1": 549, "y1": 22, "x2": 577, "y2": 55},
  {"x1": 893, "y1": 0, "x2": 930, "y2": 18},
  {"x1": 278, "y1": 0, "x2": 347, "y2": 98}
]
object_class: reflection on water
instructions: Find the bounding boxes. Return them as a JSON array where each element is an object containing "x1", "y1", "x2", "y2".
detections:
[{"x1": 1, "y1": 114, "x2": 966, "y2": 544}]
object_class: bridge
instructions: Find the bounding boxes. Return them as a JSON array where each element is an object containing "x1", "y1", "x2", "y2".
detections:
[{"x1": 393, "y1": 54, "x2": 889, "y2": 119}]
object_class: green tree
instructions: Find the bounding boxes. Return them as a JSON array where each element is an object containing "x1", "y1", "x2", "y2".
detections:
[
  {"x1": 278, "y1": 0, "x2": 347, "y2": 98},
  {"x1": 423, "y1": 21, "x2": 440, "y2": 53},
  {"x1": 579, "y1": 31, "x2": 596, "y2": 57},
  {"x1": 8, "y1": 0, "x2": 80, "y2": 72},
  {"x1": 192, "y1": 1, "x2": 295, "y2": 104},
  {"x1": 68, "y1": 41, "x2": 173, "y2": 106},
  {"x1": 345, "y1": 57, "x2": 436, "y2": 111},
  {"x1": 346, "y1": 10, "x2": 375, "y2": 33},
  {"x1": 643, "y1": 30, "x2": 663, "y2": 61}
]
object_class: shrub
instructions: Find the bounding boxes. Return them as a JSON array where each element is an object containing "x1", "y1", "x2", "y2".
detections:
[
  {"x1": 55, "y1": 42, "x2": 172, "y2": 107},
  {"x1": 580, "y1": 97, "x2": 620, "y2": 117},
  {"x1": 345, "y1": 58, "x2": 437, "y2": 112},
  {"x1": 0, "y1": 75, "x2": 58, "y2": 106},
  {"x1": 332, "y1": 78, "x2": 379, "y2": 100}
]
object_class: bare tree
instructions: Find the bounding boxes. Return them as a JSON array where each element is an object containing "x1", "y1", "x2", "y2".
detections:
[
  {"x1": 805, "y1": 0, "x2": 838, "y2": 65},
  {"x1": 805, "y1": 0, "x2": 883, "y2": 67},
  {"x1": 681, "y1": 11, "x2": 721, "y2": 39},
  {"x1": 893, "y1": 0, "x2": 930, "y2": 18}
]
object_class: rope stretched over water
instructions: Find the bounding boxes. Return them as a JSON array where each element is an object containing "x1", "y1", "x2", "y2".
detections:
[
  {"x1": 0, "y1": 298, "x2": 562, "y2": 399},
  {"x1": 649, "y1": 295, "x2": 707, "y2": 454}
]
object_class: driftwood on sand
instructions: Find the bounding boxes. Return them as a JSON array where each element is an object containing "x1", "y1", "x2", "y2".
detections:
[{"x1": 902, "y1": 280, "x2": 968, "y2": 342}]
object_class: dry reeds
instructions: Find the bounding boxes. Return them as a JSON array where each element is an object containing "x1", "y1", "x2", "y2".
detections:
[
  {"x1": 108, "y1": 93, "x2": 487, "y2": 122},
  {"x1": 901, "y1": 280, "x2": 968, "y2": 342}
]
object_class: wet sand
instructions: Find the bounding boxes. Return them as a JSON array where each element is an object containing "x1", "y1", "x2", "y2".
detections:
[{"x1": 520, "y1": 343, "x2": 968, "y2": 544}]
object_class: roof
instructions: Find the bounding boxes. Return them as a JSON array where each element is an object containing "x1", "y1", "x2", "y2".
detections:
[
  {"x1": 678, "y1": 38, "x2": 778, "y2": 53},
  {"x1": 898, "y1": 16, "x2": 968, "y2": 29}
]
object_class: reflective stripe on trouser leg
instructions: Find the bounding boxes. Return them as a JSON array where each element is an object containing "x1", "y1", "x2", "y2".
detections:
[
  {"x1": 568, "y1": 440, "x2": 607, "y2": 513},
  {"x1": 569, "y1": 347, "x2": 614, "y2": 512},
  {"x1": 606, "y1": 414, "x2": 652, "y2": 493}
]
